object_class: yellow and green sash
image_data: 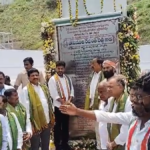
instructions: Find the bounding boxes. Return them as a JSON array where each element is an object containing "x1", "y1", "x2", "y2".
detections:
[
  {"x1": 6, "y1": 103, "x2": 26, "y2": 131},
  {"x1": 84, "y1": 71, "x2": 104, "y2": 110},
  {"x1": 27, "y1": 83, "x2": 54, "y2": 133},
  {"x1": 107, "y1": 92, "x2": 128, "y2": 150},
  {"x1": 7, "y1": 111, "x2": 18, "y2": 150},
  {"x1": 0, "y1": 121, "x2": 2, "y2": 150}
]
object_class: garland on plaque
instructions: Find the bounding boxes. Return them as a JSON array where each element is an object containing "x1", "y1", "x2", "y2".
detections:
[
  {"x1": 41, "y1": 1, "x2": 140, "y2": 87},
  {"x1": 41, "y1": 21, "x2": 56, "y2": 75},
  {"x1": 41, "y1": 1, "x2": 140, "y2": 150},
  {"x1": 119, "y1": 6, "x2": 140, "y2": 86}
]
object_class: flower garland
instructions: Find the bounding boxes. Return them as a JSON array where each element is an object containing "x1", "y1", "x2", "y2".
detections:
[
  {"x1": 41, "y1": 21, "x2": 56, "y2": 75},
  {"x1": 41, "y1": 4, "x2": 140, "y2": 86},
  {"x1": 83, "y1": 0, "x2": 92, "y2": 15},
  {"x1": 68, "y1": 0, "x2": 79, "y2": 26},
  {"x1": 100, "y1": 0, "x2": 104, "y2": 13},
  {"x1": 57, "y1": 0, "x2": 62, "y2": 18},
  {"x1": 118, "y1": 6, "x2": 140, "y2": 87},
  {"x1": 69, "y1": 139, "x2": 96, "y2": 150},
  {"x1": 113, "y1": 0, "x2": 116, "y2": 12},
  {"x1": 41, "y1": 5, "x2": 140, "y2": 149}
]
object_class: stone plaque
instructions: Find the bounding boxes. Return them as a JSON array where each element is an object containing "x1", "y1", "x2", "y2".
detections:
[{"x1": 56, "y1": 18, "x2": 120, "y2": 137}]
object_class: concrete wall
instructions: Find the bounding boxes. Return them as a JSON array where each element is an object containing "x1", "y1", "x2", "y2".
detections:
[
  {"x1": 0, "y1": 45, "x2": 150, "y2": 83},
  {"x1": 0, "y1": 0, "x2": 14, "y2": 5},
  {"x1": 139, "y1": 45, "x2": 150, "y2": 71},
  {"x1": 0, "y1": 49, "x2": 45, "y2": 84}
]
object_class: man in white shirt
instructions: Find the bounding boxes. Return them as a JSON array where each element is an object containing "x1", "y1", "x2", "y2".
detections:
[
  {"x1": 61, "y1": 75, "x2": 131, "y2": 150},
  {"x1": 98, "y1": 81, "x2": 112, "y2": 150},
  {"x1": 49, "y1": 61, "x2": 74, "y2": 150},
  {"x1": 105, "y1": 75, "x2": 131, "y2": 150},
  {"x1": 60, "y1": 72, "x2": 150, "y2": 150},
  {"x1": 4, "y1": 89, "x2": 32, "y2": 150},
  {"x1": 0, "y1": 95, "x2": 23, "y2": 150},
  {"x1": 0, "y1": 71, "x2": 14, "y2": 95},
  {"x1": 84, "y1": 58, "x2": 104, "y2": 110},
  {"x1": 14, "y1": 57, "x2": 45, "y2": 90},
  {"x1": 22, "y1": 68, "x2": 54, "y2": 150},
  {"x1": 84, "y1": 58, "x2": 104, "y2": 150},
  {"x1": 0, "y1": 111, "x2": 7, "y2": 150}
]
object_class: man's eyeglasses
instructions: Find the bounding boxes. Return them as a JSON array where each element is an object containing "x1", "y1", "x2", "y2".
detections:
[{"x1": 133, "y1": 94, "x2": 150, "y2": 101}]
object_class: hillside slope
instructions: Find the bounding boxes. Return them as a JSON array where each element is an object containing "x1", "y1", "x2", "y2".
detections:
[
  {"x1": 0, "y1": 0, "x2": 149, "y2": 49},
  {"x1": 0, "y1": 0, "x2": 57, "y2": 49},
  {"x1": 128, "y1": 0, "x2": 150, "y2": 45}
]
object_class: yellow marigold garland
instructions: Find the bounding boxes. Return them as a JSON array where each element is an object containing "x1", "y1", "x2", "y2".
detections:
[
  {"x1": 41, "y1": 4, "x2": 140, "y2": 86},
  {"x1": 83, "y1": 0, "x2": 92, "y2": 15},
  {"x1": 113, "y1": 0, "x2": 116, "y2": 12},
  {"x1": 68, "y1": 0, "x2": 79, "y2": 27},
  {"x1": 100, "y1": 0, "x2": 104, "y2": 13},
  {"x1": 41, "y1": 21, "x2": 56, "y2": 75},
  {"x1": 57, "y1": 0, "x2": 62, "y2": 18},
  {"x1": 119, "y1": 6, "x2": 140, "y2": 87}
]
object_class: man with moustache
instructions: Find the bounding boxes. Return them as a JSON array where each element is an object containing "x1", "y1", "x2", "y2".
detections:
[
  {"x1": 84, "y1": 58, "x2": 104, "y2": 110},
  {"x1": 60, "y1": 72, "x2": 150, "y2": 150},
  {"x1": 0, "y1": 71, "x2": 14, "y2": 95},
  {"x1": 84, "y1": 58, "x2": 104, "y2": 150},
  {"x1": 14, "y1": 57, "x2": 45, "y2": 90},
  {"x1": 105, "y1": 75, "x2": 131, "y2": 150},
  {"x1": 22, "y1": 68, "x2": 54, "y2": 150},
  {"x1": 0, "y1": 95, "x2": 23, "y2": 150},
  {"x1": 48, "y1": 61, "x2": 74, "y2": 150},
  {"x1": 103, "y1": 60, "x2": 117, "y2": 80},
  {"x1": 97, "y1": 81, "x2": 112, "y2": 150},
  {"x1": 4, "y1": 89, "x2": 32, "y2": 150},
  {"x1": 61, "y1": 75, "x2": 131, "y2": 150},
  {"x1": 0, "y1": 96, "x2": 8, "y2": 150}
]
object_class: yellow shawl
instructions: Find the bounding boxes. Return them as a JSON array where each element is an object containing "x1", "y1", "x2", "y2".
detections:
[
  {"x1": 27, "y1": 83, "x2": 52, "y2": 133},
  {"x1": 84, "y1": 71, "x2": 104, "y2": 110}
]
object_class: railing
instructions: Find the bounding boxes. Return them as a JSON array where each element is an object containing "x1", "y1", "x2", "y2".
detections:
[{"x1": 0, "y1": 32, "x2": 13, "y2": 49}]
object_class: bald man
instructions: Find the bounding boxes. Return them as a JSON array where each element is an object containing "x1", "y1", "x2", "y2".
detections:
[
  {"x1": 85, "y1": 58, "x2": 104, "y2": 110},
  {"x1": 84, "y1": 58, "x2": 105, "y2": 150},
  {"x1": 97, "y1": 81, "x2": 112, "y2": 150}
]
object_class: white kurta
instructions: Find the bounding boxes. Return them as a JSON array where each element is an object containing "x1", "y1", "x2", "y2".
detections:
[
  {"x1": 22, "y1": 84, "x2": 50, "y2": 123},
  {"x1": 90, "y1": 71, "x2": 101, "y2": 107},
  {"x1": 111, "y1": 96, "x2": 132, "y2": 145},
  {"x1": 6, "y1": 112, "x2": 23, "y2": 150},
  {"x1": 15, "y1": 105, "x2": 32, "y2": 135},
  {"x1": 0, "y1": 114, "x2": 8, "y2": 150},
  {"x1": 0, "y1": 84, "x2": 14, "y2": 95},
  {"x1": 94, "y1": 111, "x2": 150, "y2": 150},
  {"x1": 98, "y1": 98, "x2": 112, "y2": 149},
  {"x1": 48, "y1": 75, "x2": 74, "y2": 108}
]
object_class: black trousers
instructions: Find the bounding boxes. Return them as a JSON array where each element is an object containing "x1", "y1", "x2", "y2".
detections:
[
  {"x1": 54, "y1": 107, "x2": 69, "y2": 149},
  {"x1": 30, "y1": 126, "x2": 50, "y2": 150}
]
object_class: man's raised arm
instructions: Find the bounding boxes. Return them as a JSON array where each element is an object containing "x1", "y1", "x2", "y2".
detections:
[{"x1": 60, "y1": 103, "x2": 133, "y2": 125}]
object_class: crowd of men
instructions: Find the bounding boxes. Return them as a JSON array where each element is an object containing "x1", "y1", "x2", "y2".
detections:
[{"x1": 0, "y1": 56, "x2": 150, "y2": 150}]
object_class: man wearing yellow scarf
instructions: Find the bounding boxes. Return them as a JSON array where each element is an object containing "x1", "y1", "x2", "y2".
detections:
[
  {"x1": 84, "y1": 58, "x2": 104, "y2": 110},
  {"x1": 106, "y1": 75, "x2": 131, "y2": 150},
  {"x1": 22, "y1": 68, "x2": 54, "y2": 150},
  {"x1": 0, "y1": 96, "x2": 7, "y2": 150},
  {"x1": 0, "y1": 95, "x2": 23, "y2": 150},
  {"x1": 84, "y1": 58, "x2": 104, "y2": 150},
  {"x1": 4, "y1": 89, "x2": 32, "y2": 150}
]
